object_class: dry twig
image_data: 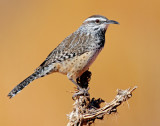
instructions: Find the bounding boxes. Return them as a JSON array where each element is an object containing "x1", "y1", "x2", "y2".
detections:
[{"x1": 67, "y1": 71, "x2": 137, "y2": 126}]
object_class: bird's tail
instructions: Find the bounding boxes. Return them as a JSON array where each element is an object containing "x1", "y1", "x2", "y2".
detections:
[{"x1": 8, "y1": 69, "x2": 42, "y2": 99}]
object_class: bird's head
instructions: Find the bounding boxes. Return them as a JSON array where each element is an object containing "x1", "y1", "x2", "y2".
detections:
[{"x1": 82, "y1": 15, "x2": 119, "y2": 32}]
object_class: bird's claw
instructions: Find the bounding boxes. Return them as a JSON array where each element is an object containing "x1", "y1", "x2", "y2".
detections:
[{"x1": 72, "y1": 87, "x2": 90, "y2": 99}]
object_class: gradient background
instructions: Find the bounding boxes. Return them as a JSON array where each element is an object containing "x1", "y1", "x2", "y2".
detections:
[{"x1": 0, "y1": 0, "x2": 160, "y2": 126}]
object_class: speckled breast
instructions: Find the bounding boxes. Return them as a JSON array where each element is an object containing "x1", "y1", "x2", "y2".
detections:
[{"x1": 57, "y1": 49, "x2": 102, "y2": 79}]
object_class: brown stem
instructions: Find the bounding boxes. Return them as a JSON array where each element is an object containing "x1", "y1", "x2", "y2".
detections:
[{"x1": 67, "y1": 71, "x2": 137, "y2": 126}]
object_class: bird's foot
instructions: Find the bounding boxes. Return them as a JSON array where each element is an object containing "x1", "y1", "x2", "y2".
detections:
[{"x1": 72, "y1": 87, "x2": 90, "y2": 99}]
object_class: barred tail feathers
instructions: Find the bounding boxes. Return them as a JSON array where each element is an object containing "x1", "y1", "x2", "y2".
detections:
[{"x1": 8, "y1": 71, "x2": 41, "y2": 99}]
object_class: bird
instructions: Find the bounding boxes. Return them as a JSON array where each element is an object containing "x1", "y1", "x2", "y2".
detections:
[{"x1": 8, "y1": 15, "x2": 119, "y2": 98}]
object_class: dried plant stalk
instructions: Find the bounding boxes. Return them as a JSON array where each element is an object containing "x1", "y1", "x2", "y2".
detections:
[{"x1": 67, "y1": 71, "x2": 137, "y2": 126}]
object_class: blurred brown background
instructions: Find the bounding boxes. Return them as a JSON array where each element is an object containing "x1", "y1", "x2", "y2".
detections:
[{"x1": 0, "y1": 0, "x2": 160, "y2": 126}]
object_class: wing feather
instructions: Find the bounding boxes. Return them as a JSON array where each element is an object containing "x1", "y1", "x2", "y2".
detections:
[{"x1": 35, "y1": 31, "x2": 93, "y2": 71}]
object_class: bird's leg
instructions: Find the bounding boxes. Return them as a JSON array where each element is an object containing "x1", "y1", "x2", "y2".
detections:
[
  {"x1": 67, "y1": 74, "x2": 81, "y2": 89},
  {"x1": 70, "y1": 79, "x2": 81, "y2": 90},
  {"x1": 67, "y1": 76, "x2": 89, "y2": 98}
]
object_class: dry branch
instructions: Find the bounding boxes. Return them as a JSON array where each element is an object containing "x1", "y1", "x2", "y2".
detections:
[{"x1": 67, "y1": 71, "x2": 137, "y2": 126}]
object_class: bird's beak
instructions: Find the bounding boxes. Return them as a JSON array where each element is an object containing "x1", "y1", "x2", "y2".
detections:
[{"x1": 107, "y1": 20, "x2": 119, "y2": 24}]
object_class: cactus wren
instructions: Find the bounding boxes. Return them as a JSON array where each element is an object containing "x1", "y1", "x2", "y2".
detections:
[{"x1": 8, "y1": 15, "x2": 119, "y2": 98}]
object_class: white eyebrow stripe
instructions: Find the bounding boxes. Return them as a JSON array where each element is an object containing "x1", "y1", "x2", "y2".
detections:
[{"x1": 84, "y1": 17, "x2": 107, "y2": 22}]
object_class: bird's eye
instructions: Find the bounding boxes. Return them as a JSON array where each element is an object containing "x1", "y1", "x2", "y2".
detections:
[{"x1": 95, "y1": 19, "x2": 100, "y2": 23}]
